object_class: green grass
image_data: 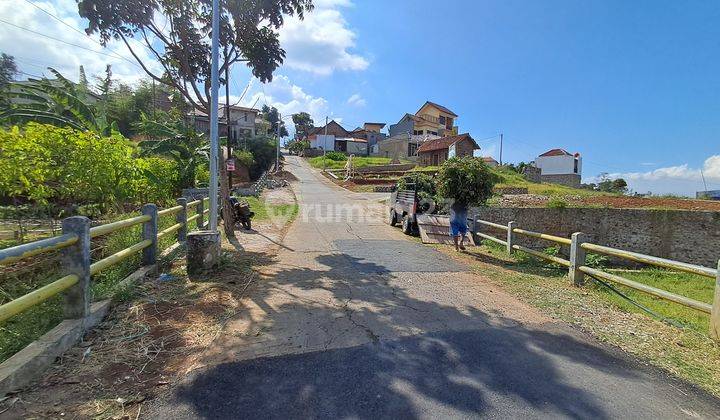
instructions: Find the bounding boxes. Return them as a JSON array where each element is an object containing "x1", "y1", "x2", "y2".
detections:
[
  {"x1": 448, "y1": 240, "x2": 720, "y2": 396},
  {"x1": 601, "y1": 269, "x2": 714, "y2": 332},
  {"x1": 411, "y1": 165, "x2": 609, "y2": 198},
  {"x1": 479, "y1": 239, "x2": 713, "y2": 332},
  {"x1": 239, "y1": 196, "x2": 299, "y2": 222},
  {"x1": 308, "y1": 156, "x2": 396, "y2": 169},
  {"x1": 0, "y1": 210, "x2": 194, "y2": 362},
  {"x1": 491, "y1": 166, "x2": 610, "y2": 197}
]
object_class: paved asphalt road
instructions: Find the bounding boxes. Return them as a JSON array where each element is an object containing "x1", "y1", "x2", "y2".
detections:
[{"x1": 147, "y1": 156, "x2": 720, "y2": 419}]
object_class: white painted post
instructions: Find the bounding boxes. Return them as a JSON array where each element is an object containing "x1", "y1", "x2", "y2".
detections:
[
  {"x1": 176, "y1": 197, "x2": 188, "y2": 242},
  {"x1": 61, "y1": 216, "x2": 91, "y2": 319},
  {"x1": 141, "y1": 204, "x2": 158, "y2": 266},
  {"x1": 711, "y1": 260, "x2": 720, "y2": 340},
  {"x1": 569, "y1": 232, "x2": 587, "y2": 286},
  {"x1": 506, "y1": 221, "x2": 516, "y2": 255}
]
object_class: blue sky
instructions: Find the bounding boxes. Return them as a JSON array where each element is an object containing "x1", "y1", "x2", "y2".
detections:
[{"x1": 2, "y1": 0, "x2": 720, "y2": 195}]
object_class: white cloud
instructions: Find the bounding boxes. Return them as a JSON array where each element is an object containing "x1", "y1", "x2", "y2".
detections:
[
  {"x1": 278, "y1": 1, "x2": 368, "y2": 75},
  {"x1": 586, "y1": 155, "x2": 720, "y2": 196},
  {"x1": 232, "y1": 75, "x2": 329, "y2": 136},
  {"x1": 346, "y1": 93, "x2": 365, "y2": 107},
  {"x1": 0, "y1": 0, "x2": 157, "y2": 85}
]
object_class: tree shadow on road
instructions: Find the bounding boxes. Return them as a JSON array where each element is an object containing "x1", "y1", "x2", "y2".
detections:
[{"x1": 155, "y1": 244, "x2": 681, "y2": 419}]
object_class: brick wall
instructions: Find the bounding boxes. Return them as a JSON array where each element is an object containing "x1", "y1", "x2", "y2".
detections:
[{"x1": 471, "y1": 207, "x2": 720, "y2": 267}]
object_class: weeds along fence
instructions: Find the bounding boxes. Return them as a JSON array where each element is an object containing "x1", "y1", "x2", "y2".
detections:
[
  {"x1": 472, "y1": 218, "x2": 720, "y2": 339},
  {"x1": 0, "y1": 196, "x2": 211, "y2": 326}
]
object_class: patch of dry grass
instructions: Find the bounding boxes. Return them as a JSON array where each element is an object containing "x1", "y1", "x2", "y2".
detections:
[{"x1": 434, "y1": 242, "x2": 720, "y2": 397}]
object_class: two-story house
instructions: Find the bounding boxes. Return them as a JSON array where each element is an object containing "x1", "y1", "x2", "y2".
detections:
[
  {"x1": 187, "y1": 105, "x2": 259, "y2": 143},
  {"x1": 388, "y1": 101, "x2": 458, "y2": 137}
]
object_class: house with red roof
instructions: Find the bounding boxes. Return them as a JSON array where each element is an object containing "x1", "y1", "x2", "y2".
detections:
[{"x1": 416, "y1": 133, "x2": 479, "y2": 166}]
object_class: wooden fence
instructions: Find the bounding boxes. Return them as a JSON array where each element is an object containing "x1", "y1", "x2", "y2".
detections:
[{"x1": 473, "y1": 218, "x2": 720, "y2": 339}]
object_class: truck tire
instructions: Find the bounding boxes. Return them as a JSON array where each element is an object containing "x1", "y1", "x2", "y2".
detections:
[
  {"x1": 402, "y1": 215, "x2": 413, "y2": 235},
  {"x1": 388, "y1": 209, "x2": 398, "y2": 226}
]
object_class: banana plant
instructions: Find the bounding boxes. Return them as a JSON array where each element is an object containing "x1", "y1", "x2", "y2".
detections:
[
  {"x1": 0, "y1": 68, "x2": 116, "y2": 135},
  {"x1": 136, "y1": 113, "x2": 209, "y2": 189}
]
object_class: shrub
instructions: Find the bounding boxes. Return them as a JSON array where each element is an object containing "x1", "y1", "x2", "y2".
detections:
[
  {"x1": 243, "y1": 135, "x2": 277, "y2": 179},
  {"x1": 0, "y1": 123, "x2": 178, "y2": 211},
  {"x1": 324, "y1": 151, "x2": 347, "y2": 162},
  {"x1": 436, "y1": 157, "x2": 498, "y2": 206},
  {"x1": 546, "y1": 197, "x2": 568, "y2": 209},
  {"x1": 396, "y1": 173, "x2": 437, "y2": 202}
]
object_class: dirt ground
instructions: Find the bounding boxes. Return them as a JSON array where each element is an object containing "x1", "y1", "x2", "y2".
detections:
[
  {"x1": 496, "y1": 193, "x2": 720, "y2": 211},
  {"x1": 0, "y1": 185, "x2": 297, "y2": 419}
]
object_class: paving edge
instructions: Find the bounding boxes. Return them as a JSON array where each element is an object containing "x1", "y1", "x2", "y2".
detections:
[{"x1": 0, "y1": 242, "x2": 183, "y2": 396}]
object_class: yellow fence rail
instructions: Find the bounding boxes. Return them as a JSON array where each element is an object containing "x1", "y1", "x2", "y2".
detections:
[
  {"x1": 474, "y1": 217, "x2": 720, "y2": 339},
  {"x1": 0, "y1": 195, "x2": 211, "y2": 325}
]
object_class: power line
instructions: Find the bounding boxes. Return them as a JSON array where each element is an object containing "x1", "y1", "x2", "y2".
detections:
[
  {"x1": 0, "y1": 18, "x2": 139, "y2": 67},
  {"x1": 22, "y1": 0, "x2": 137, "y2": 66}
]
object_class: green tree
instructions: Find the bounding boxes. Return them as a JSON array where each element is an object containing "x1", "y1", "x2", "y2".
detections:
[
  {"x1": 436, "y1": 157, "x2": 498, "y2": 206},
  {"x1": 292, "y1": 111, "x2": 313, "y2": 139},
  {"x1": 288, "y1": 139, "x2": 310, "y2": 154},
  {"x1": 596, "y1": 173, "x2": 628, "y2": 194},
  {"x1": 261, "y1": 105, "x2": 289, "y2": 137},
  {"x1": 78, "y1": 0, "x2": 313, "y2": 235},
  {"x1": 78, "y1": 0, "x2": 313, "y2": 114},
  {"x1": 0, "y1": 53, "x2": 18, "y2": 89}
]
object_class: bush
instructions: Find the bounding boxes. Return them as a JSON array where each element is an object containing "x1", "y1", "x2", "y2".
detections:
[
  {"x1": 243, "y1": 135, "x2": 277, "y2": 180},
  {"x1": 546, "y1": 197, "x2": 568, "y2": 209},
  {"x1": 396, "y1": 173, "x2": 437, "y2": 202},
  {"x1": 324, "y1": 151, "x2": 347, "y2": 162},
  {"x1": 436, "y1": 157, "x2": 498, "y2": 206},
  {"x1": 0, "y1": 123, "x2": 178, "y2": 211}
]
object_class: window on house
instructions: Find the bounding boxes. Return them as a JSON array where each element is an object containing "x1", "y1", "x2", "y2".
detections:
[
  {"x1": 439, "y1": 116, "x2": 446, "y2": 125},
  {"x1": 408, "y1": 143, "x2": 418, "y2": 156},
  {"x1": 413, "y1": 130, "x2": 422, "y2": 135},
  {"x1": 574, "y1": 158, "x2": 579, "y2": 174},
  {"x1": 244, "y1": 113, "x2": 247, "y2": 122}
]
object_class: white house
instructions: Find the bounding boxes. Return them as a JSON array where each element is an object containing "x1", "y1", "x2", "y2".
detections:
[{"x1": 534, "y1": 149, "x2": 582, "y2": 187}]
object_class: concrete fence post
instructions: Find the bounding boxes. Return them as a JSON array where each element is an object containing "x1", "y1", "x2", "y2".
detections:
[
  {"x1": 197, "y1": 199, "x2": 205, "y2": 230},
  {"x1": 141, "y1": 203, "x2": 158, "y2": 266},
  {"x1": 569, "y1": 232, "x2": 588, "y2": 286},
  {"x1": 506, "y1": 221, "x2": 516, "y2": 255},
  {"x1": 711, "y1": 260, "x2": 720, "y2": 340},
  {"x1": 470, "y1": 210, "x2": 479, "y2": 244},
  {"x1": 61, "y1": 216, "x2": 91, "y2": 319},
  {"x1": 176, "y1": 197, "x2": 188, "y2": 242}
]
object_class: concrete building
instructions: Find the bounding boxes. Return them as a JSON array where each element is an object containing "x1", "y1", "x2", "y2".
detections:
[
  {"x1": 188, "y1": 105, "x2": 259, "y2": 142},
  {"x1": 388, "y1": 101, "x2": 459, "y2": 137},
  {"x1": 376, "y1": 133, "x2": 439, "y2": 161},
  {"x1": 534, "y1": 148, "x2": 582, "y2": 187},
  {"x1": 481, "y1": 157, "x2": 499, "y2": 167},
  {"x1": 310, "y1": 134, "x2": 368, "y2": 155},
  {"x1": 349, "y1": 123, "x2": 387, "y2": 150},
  {"x1": 417, "y1": 133, "x2": 479, "y2": 166}
]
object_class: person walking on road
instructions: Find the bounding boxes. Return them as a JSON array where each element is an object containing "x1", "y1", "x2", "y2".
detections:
[{"x1": 449, "y1": 200, "x2": 468, "y2": 251}]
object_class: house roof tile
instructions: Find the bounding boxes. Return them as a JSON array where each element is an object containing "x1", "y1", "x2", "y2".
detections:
[
  {"x1": 416, "y1": 101, "x2": 458, "y2": 117},
  {"x1": 539, "y1": 148, "x2": 573, "y2": 157},
  {"x1": 416, "y1": 133, "x2": 478, "y2": 153}
]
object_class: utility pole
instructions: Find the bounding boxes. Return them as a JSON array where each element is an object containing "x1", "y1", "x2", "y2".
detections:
[
  {"x1": 208, "y1": 0, "x2": 220, "y2": 231},
  {"x1": 275, "y1": 111, "x2": 281, "y2": 172},
  {"x1": 323, "y1": 116, "x2": 328, "y2": 171},
  {"x1": 499, "y1": 133, "x2": 504, "y2": 166},
  {"x1": 225, "y1": 55, "x2": 233, "y2": 188}
]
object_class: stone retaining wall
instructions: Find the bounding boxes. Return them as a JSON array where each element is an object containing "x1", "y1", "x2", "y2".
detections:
[{"x1": 472, "y1": 207, "x2": 720, "y2": 267}]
